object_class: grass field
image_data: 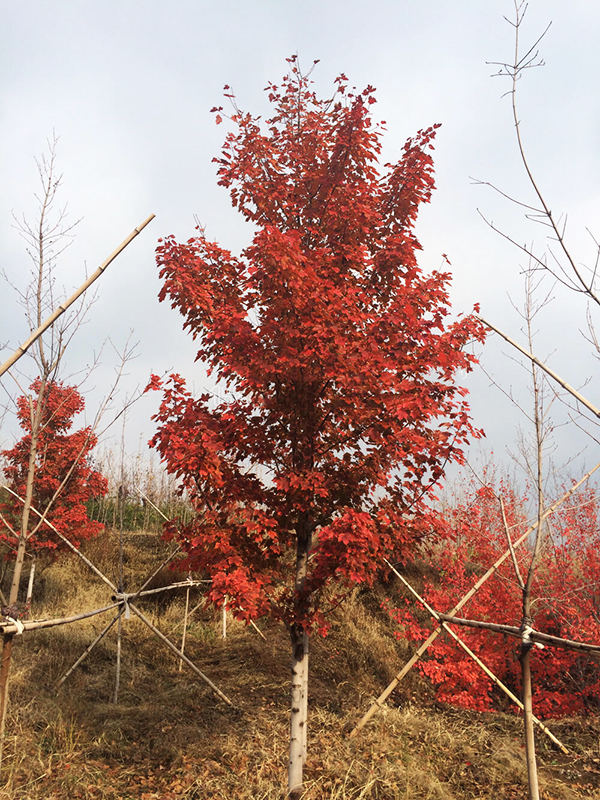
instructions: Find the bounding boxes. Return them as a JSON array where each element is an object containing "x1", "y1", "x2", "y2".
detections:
[{"x1": 0, "y1": 530, "x2": 599, "y2": 799}]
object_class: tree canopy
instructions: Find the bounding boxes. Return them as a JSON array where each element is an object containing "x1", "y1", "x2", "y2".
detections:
[
  {"x1": 1, "y1": 379, "x2": 107, "y2": 553},
  {"x1": 150, "y1": 59, "x2": 485, "y2": 632}
]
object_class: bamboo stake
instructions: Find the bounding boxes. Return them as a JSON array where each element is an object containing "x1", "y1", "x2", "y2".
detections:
[
  {"x1": 112, "y1": 610, "x2": 122, "y2": 705},
  {"x1": 0, "y1": 215, "x2": 155, "y2": 380},
  {"x1": 0, "y1": 603, "x2": 120, "y2": 635},
  {"x1": 134, "y1": 545, "x2": 182, "y2": 597},
  {"x1": 387, "y1": 561, "x2": 568, "y2": 754},
  {"x1": 129, "y1": 603, "x2": 234, "y2": 707},
  {"x1": 56, "y1": 613, "x2": 121, "y2": 689},
  {"x1": 477, "y1": 316, "x2": 600, "y2": 418},
  {"x1": 25, "y1": 557, "x2": 36, "y2": 608},
  {"x1": 438, "y1": 614, "x2": 600, "y2": 655},
  {"x1": 349, "y1": 461, "x2": 600, "y2": 738},
  {"x1": 179, "y1": 581, "x2": 191, "y2": 673},
  {"x1": 249, "y1": 618, "x2": 268, "y2": 642},
  {"x1": 111, "y1": 579, "x2": 209, "y2": 603},
  {"x1": 136, "y1": 487, "x2": 169, "y2": 522},
  {"x1": 172, "y1": 600, "x2": 206, "y2": 632}
]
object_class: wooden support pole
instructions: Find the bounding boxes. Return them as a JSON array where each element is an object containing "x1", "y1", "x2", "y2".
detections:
[
  {"x1": 249, "y1": 618, "x2": 267, "y2": 642},
  {"x1": 477, "y1": 316, "x2": 600, "y2": 418},
  {"x1": 134, "y1": 545, "x2": 182, "y2": 597},
  {"x1": 25, "y1": 557, "x2": 36, "y2": 607},
  {"x1": 0, "y1": 215, "x2": 155, "y2": 379},
  {"x1": 111, "y1": 579, "x2": 209, "y2": 604},
  {"x1": 0, "y1": 603, "x2": 120, "y2": 636},
  {"x1": 179, "y1": 582, "x2": 191, "y2": 673},
  {"x1": 136, "y1": 487, "x2": 169, "y2": 522},
  {"x1": 172, "y1": 600, "x2": 206, "y2": 632},
  {"x1": 438, "y1": 613, "x2": 600, "y2": 655}
]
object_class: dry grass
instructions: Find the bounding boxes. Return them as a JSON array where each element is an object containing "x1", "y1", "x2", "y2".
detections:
[{"x1": 0, "y1": 534, "x2": 598, "y2": 798}]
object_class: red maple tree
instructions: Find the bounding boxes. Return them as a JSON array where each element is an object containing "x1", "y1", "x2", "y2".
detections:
[
  {"x1": 0, "y1": 379, "x2": 107, "y2": 553},
  {"x1": 149, "y1": 59, "x2": 484, "y2": 795}
]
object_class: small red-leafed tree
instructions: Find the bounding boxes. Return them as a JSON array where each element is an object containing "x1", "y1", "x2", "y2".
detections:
[
  {"x1": 150, "y1": 59, "x2": 484, "y2": 797},
  {"x1": 0, "y1": 378, "x2": 107, "y2": 557}
]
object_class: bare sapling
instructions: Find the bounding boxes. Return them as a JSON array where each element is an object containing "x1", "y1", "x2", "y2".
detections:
[
  {"x1": 0, "y1": 139, "x2": 80, "y2": 756},
  {"x1": 477, "y1": 5, "x2": 600, "y2": 789},
  {"x1": 481, "y1": 1, "x2": 600, "y2": 314},
  {"x1": 504, "y1": 270, "x2": 554, "y2": 800},
  {"x1": 112, "y1": 416, "x2": 127, "y2": 705}
]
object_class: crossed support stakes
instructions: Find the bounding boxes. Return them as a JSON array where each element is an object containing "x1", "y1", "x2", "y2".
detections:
[
  {"x1": 2, "y1": 486, "x2": 235, "y2": 708},
  {"x1": 55, "y1": 566, "x2": 233, "y2": 707},
  {"x1": 349, "y1": 460, "x2": 600, "y2": 750},
  {"x1": 0, "y1": 216, "x2": 237, "y2": 711}
]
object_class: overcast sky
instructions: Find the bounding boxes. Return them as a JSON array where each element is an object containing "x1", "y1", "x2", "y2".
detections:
[{"x1": 1, "y1": 1, "x2": 599, "y2": 490}]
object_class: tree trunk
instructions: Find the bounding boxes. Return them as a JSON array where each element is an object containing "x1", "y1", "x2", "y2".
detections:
[
  {"x1": 112, "y1": 611, "x2": 122, "y2": 704},
  {"x1": 519, "y1": 291, "x2": 543, "y2": 800},
  {"x1": 288, "y1": 623, "x2": 309, "y2": 798},
  {"x1": 288, "y1": 513, "x2": 312, "y2": 798},
  {"x1": 301, "y1": 633, "x2": 309, "y2": 766},
  {"x1": 521, "y1": 646, "x2": 540, "y2": 800},
  {"x1": 0, "y1": 635, "x2": 14, "y2": 765},
  {"x1": 0, "y1": 530, "x2": 30, "y2": 762}
]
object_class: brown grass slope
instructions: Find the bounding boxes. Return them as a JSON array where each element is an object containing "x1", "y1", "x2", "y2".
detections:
[{"x1": 0, "y1": 531, "x2": 598, "y2": 799}]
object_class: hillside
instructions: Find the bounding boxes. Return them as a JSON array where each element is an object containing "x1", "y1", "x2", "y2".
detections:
[{"x1": 0, "y1": 530, "x2": 599, "y2": 799}]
